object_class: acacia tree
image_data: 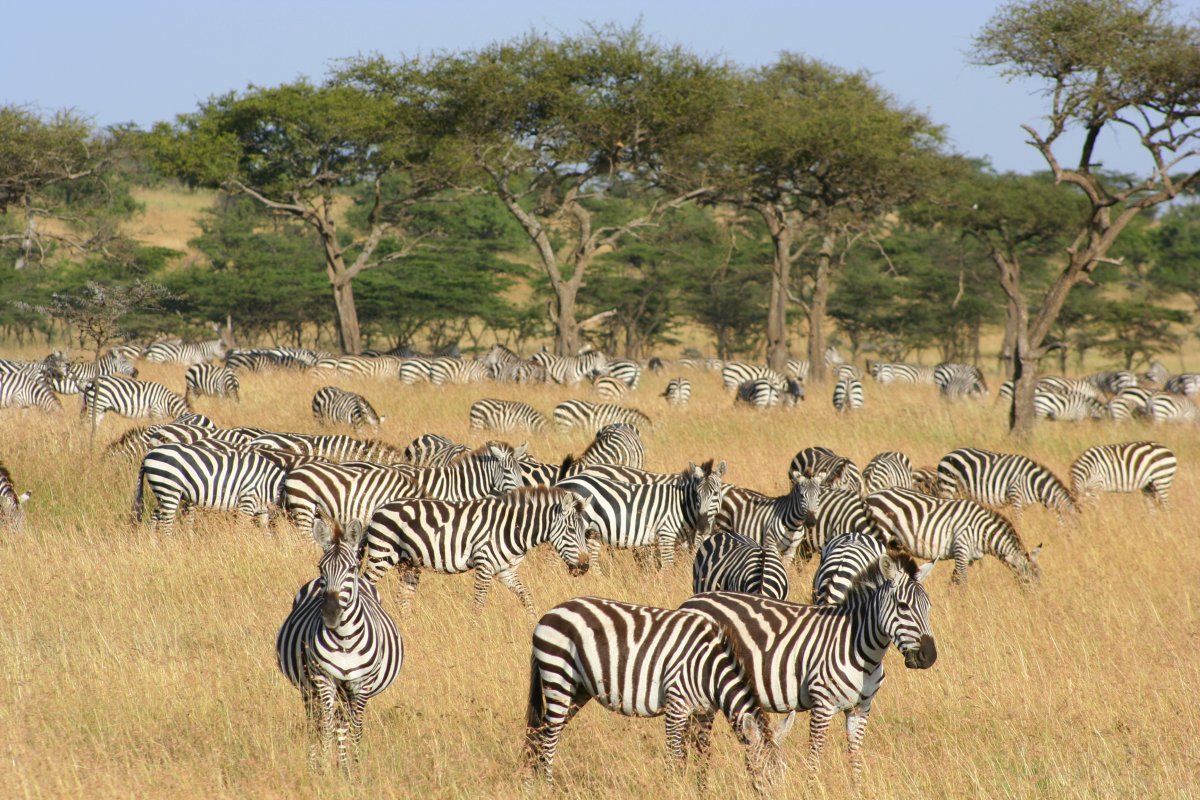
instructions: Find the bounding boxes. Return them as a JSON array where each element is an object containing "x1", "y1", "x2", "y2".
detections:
[
  {"x1": 150, "y1": 80, "x2": 442, "y2": 354},
  {"x1": 974, "y1": 0, "x2": 1200, "y2": 434}
]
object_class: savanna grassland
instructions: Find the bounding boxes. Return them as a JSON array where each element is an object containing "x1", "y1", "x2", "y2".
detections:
[{"x1": 1, "y1": 356, "x2": 1198, "y2": 800}]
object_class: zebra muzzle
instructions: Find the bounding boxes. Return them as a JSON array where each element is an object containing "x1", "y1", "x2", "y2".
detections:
[{"x1": 903, "y1": 635, "x2": 937, "y2": 669}]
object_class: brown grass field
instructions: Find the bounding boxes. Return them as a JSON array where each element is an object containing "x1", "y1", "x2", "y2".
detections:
[{"x1": 1, "y1": 357, "x2": 1197, "y2": 800}]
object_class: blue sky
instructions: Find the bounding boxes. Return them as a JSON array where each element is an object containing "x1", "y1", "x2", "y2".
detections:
[{"x1": 4, "y1": 0, "x2": 1192, "y2": 175}]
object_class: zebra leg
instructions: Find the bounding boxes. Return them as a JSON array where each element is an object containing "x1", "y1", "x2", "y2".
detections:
[
  {"x1": 154, "y1": 492, "x2": 180, "y2": 535},
  {"x1": 657, "y1": 530, "x2": 676, "y2": 570},
  {"x1": 845, "y1": 701, "x2": 872, "y2": 786},
  {"x1": 806, "y1": 705, "x2": 836, "y2": 782},
  {"x1": 493, "y1": 564, "x2": 536, "y2": 619},
  {"x1": 311, "y1": 674, "x2": 339, "y2": 771},
  {"x1": 396, "y1": 562, "x2": 420, "y2": 614},
  {"x1": 663, "y1": 692, "x2": 691, "y2": 766},
  {"x1": 950, "y1": 538, "x2": 972, "y2": 586},
  {"x1": 334, "y1": 697, "x2": 352, "y2": 774},
  {"x1": 302, "y1": 688, "x2": 324, "y2": 772},
  {"x1": 347, "y1": 692, "x2": 368, "y2": 763},
  {"x1": 686, "y1": 711, "x2": 715, "y2": 790}
]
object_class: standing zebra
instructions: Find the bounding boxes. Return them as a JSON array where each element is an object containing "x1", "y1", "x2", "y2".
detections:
[
  {"x1": 312, "y1": 386, "x2": 384, "y2": 431},
  {"x1": 1146, "y1": 392, "x2": 1199, "y2": 424},
  {"x1": 603, "y1": 358, "x2": 643, "y2": 389},
  {"x1": 1164, "y1": 373, "x2": 1200, "y2": 397},
  {"x1": 735, "y1": 379, "x2": 781, "y2": 409},
  {"x1": 525, "y1": 596, "x2": 781, "y2": 789},
  {"x1": 249, "y1": 432, "x2": 405, "y2": 464},
  {"x1": 0, "y1": 463, "x2": 31, "y2": 530},
  {"x1": 469, "y1": 399, "x2": 547, "y2": 433},
  {"x1": 1070, "y1": 441, "x2": 1177, "y2": 509},
  {"x1": 867, "y1": 487, "x2": 1041, "y2": 586},
  {"x1": 662, "y1": 377, "x2": 692, "y2": 406},
  {"x1": 552, "y1": 399, "x2": 652, "y2": 433},
  {"x1": 937, "y1": 447, "x2": 1077, "y2": 521},
  {"x1": 0, "y1": 371, "x2": 62, "y2": 412},
  {"x1": 933, "y1": 363, "x2": 987, "y2": 397},
  {"x1": 795, "y1": 488, "x2": 876, "y2": 562},
  {"x1": 1107, "y1": 386, "x2": 1153, "y2": 421},
  {"x1": 81, "y1": 375, "x2": 188, "y2": 426},
  {"x1": 143, "y1": 338, "x2": 228, "y2": 365},
  {"x1": 591, "y1": 375, "x2": 628, "y2": 401},
  {"x1": 362, "y1": 486, "x2": 591, "y2": 617},
  {"x1": 788, "y1": 447, "x2": 862, "y2": 495},
  {"x1": 401, "y1": 433, "x2": 469, "y2": 466},
  {"x1": 50, "y1": 351, "x2": 139, "y2": 394},
  {"x1": 276, "y1": 516, "x2": 403, "y2": 771},
  {"x1": 1033, "y1": 390, "x2": 1105, "y2": 421},
  {"x1": 722, "y1": 363, "x2": 786, "y2": 393},
  {"x1": 692, "y1": 531, "x2": 790, "y2": 600},
  {"x1": 714, "y1": 469, "x2": 824, "y2": 554},
  {"x1": 832, "y1": 376, "x2": 864, "y2": 412},
  {"x1": 868, "y1": 362, "x2": 936, "y2": 385},
  {"x1": 862, "y1": 451, "x2": 913, "y2": 494},
  {"x1": 427, "y1": 357, "x2": 490, "y2": 385},
  {"x1": 810, "y1": 532, "x2": 888, "y2": 605},
  {"x1": 680, "y1": 553, "x2": 937, "y2": 783},
  {"x1": 530, "y1": 349, "x2": 607, "y2": 386},
  {"x1": 184, "y1": 364, "x2": 240, "y2": 402}
]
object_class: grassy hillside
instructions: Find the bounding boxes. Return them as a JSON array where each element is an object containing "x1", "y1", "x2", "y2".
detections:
[{"x1": 0, "y1": 360, "x2": 1196, "y2": 799}]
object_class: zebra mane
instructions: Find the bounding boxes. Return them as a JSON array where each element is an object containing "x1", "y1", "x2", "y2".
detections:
[
  {"x1": 492, "y1": 485, "x2": 572, "y2": 506},
  {"x1": 0, "y1": 463, "x2": 15, "y2": 495},
  {"x1": 843, "y1": 551, "x2": 920, "y2": 600},
  {"x1": 558, "y1": 454, "x2": 578, "y2": 475},
  {"x1": 452, "y1": 440, "x2": 515, "y2": 463}
]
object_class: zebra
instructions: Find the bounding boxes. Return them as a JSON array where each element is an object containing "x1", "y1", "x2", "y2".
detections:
[
  {"x1": 525, "y1": 423, "x2": 648, "y2": 486},
  {"x1": 1107, "y1": 386, "x2": 1153, "y2": 421},
  {"x1": 832, "y1": 363, "x2": 861, "y2": 381},
  {"x1": 184, "y1": 364, "x2": 240, "y2": 403},
  {"x1": 1146, "y1": 392, "x2": 1199, "y2": 424},
  {"x1": 557, "y1": 461, "x2": 725, "y2": 569},
  {"x1": 591, "y1": 374, "x2": 628, "y2": 400},
  {"x1": 1070, "y1": 441, "x2": 1177, "y2": 509},
  {"x1": 810, "y1": 532, "x2": 889, "y2": 605},
  {"x1": 427, "y1": 357, "x2": 490, "y2": 385},
  {"x1": 131, "y1": 440, "x2": 288, "y2": 534},
  {"x1": 362, "y1": 487, "x2": 591, "y2": 617},
  {"x1": 662, "y1": 377, "x2": 692, "y2": 406},
  {"x1": 692, "y1": 531, "x2": 790, "y2": 600},
  {"x1": 322, "y1": 355, "x2": 404, "y2": 379},
  {"x1": 722, "y1": 362, "x2": 786, "y2": 393},
  {"x1": 397, "y1": 359, "x2": 433, "y2": 384},
  {"x1": 934, "y1": 362, "x2": 987, "y2": 395},
  {"x1": 249, "y1": 433, "x2": 405, "y2": 464},
  {"x1": 0, "y1": 371, "x2": 62, "y2": 412},
  {"x1": 1143, "y1": 360, "x2": 1170, "y2": 386},
  {"x1": 0, "y1": 463, "x2": 30, "y2": 530},
  {"x1": 0, "y1": 352, "x2": 67, "y2": 383},
  {"x1": 786, "y1": 358, "x2": 811, "y2": 381},
  {"x1": 1000, "y1": 376, "x2": 1104, "y2": 402},
  {"x1": 862, "y1": 451, "x2": 913, "y2": 494},
  {"x1": 50, "y1": 352, "x2": 139, "y2": 394},
  {"x1": 714, "y1": 469, "x2": 825, "y2": 555},
  {"x1": 646, "y1": 356, "x2": 665, "y2": 373},
  {"x1": 1034, "y1": 390, "x2": 1105, "y2": 421},
  {"x1": 735, "y1": 379, "x2": 780, "y2": 409},
  {"x1": 866, "y1": 487, "x2": 1041, "y2": 586},
  {"x1": 1164, "y1": 373, "x2": 1200, "y2": 397},
  {"x1": 788, "y1": 447, "x2": 862, "y2": 495},
  {"x1": 525, "y1": 596, "x2": 782, "y2": 790},
  {"x1": 81, "y1": 375, "x2": 189, "y2": 426},
  {"x1": 276, "y1": 516, "x2": 403, "y2": 771},
  {"x1": 910, "y1": 467, "x2": 940, "y2": 496},
  {"x1": 868, "y1": 362, "x2": 936, "y2": 385},
  {"x1": 143, "y1": 338, "x2": 228, "y2": 365},
  {"x1": 602, "y1": 358, "x2": 643, "y2": 389},
  {"x1": 552, "y1": 399, "x2": 652, "y2": 433},
  {"x1": 225, "y1": 348, "x2": 314, "y2": 372},
  {"x1": 832, "y1": 377, "x2": 864, "y2": 412},
  {"x1": 401, "y1": 433, "x2": 469, "y2": 467},
  {"x1": 469, "y1": 399, "x2": 547, "y2": 433},
  {"x1": 794, "y1": 487, "x2": 876, "y2": 562},
  {"x1": 530, "y1": 349, "x2": 607, "y2": 386},
  {"x1": 1086, "y1": 371, "x2": 1137, "y2": 396},
  {"x1": 937, "y1": 447, "x2": 1077, "y2": 521},
  {"x1": 311, "y1": 386, "x2": 384, "y2": 431},
  {"x1": 680, "y1": 553, "x2": 937, "y2": 783}
]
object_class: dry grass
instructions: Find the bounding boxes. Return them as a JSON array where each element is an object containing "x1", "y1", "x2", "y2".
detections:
[
  {"x1": 124, "y1": 187, "x2": 216, "y2": 255},
  {"x1": 1, "y1": 359, "x2": 1197, "y2": 800}
]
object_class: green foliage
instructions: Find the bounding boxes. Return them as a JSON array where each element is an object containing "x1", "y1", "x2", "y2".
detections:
[{"x1": 1150, "y1": 203, "x2": 1200, "y2": 308}]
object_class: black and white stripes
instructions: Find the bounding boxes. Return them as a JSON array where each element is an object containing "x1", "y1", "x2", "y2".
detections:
[
  {"x1": 1070, "y1": 441, "x2": 1177, "y2": 509},
  {"x1": 311, "y1": 386, "x2": 384, "y2": 430}
]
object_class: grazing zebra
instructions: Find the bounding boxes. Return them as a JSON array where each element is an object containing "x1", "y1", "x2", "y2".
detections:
[
  {"x1": 1086, "y1": 370, "x2": 1137, "y2": 396},
  {"x1": 785, "y1": 357, "x2": 810, "y2": 381},
  {"x1": 1143, "y1": 361, "x2": 1170, "y2": 386},
  {"x1": 1107, "y1": 386, "x2": 1153, "y2": 421},
  {"x1": 401, "y1": 433, "x2": 469, "y2": 467},
  {"x1": 795, "y1": 488, "x2": 876, "y2": 562},
  {"x1": 143, "y1": 338, "x2": 228, "y2": 365},
  {"x1": 910, "y1": 467, "x2": 940, "y2": 496},
  {"x1": 810, "y1": 532, "x2": 889, "y2": 605},
  {"x1": 662, "y1": 377, "x2": 692, "y2": 406},
  {"x1": 469, "y1": 399, "x2": 547, "y2": 433},
  {"x1": 1070, "y1": 441, "x2": 1177, "y2": 509},
  {"x1": 530, "y1": 349, "x2": 607, "y2": 386},
  {"x1": 735, "y1": 379, "x2": 780, "y2": 409},
  {"x1": 311, "y1": 386, "x2": 384, "y2": 431},
  {"x1": 680, "y1": 553, "x2": 937, "y2": 783},
  {"x1": 276, "y1": 516, "x2": 402, "y2": 771},
  {"x1": 934, "y1": 362, "x2": 987, "y2": 394},
  {"x1": 1000, "y1": 376, "x2": 1104, "y2": 402},
  {"x1": 0, "y1": 371, "x2": 62, "y2": 412},
  {"x1": 249, "y1": 432, "x2": 405, "y2": 464},
  {"x1": 715, "y1": 470, "x2": 825, "y2": 553},
  {"x1": 937, "y1": 447, "x2": 1077, "y2": 521},
  {"x1": 722, "y1": 362, "x2": 786, "y2": 393},
  {"x1": 788, "y1": 447, "x2": 863, "y2": 495},
  {"x1": 832, "y1": 377, "x2": 864, "y2": 412},
  {"x1": 50, "y1": 352, "x2": 139, "y2": 394},
  {"x1": 862, "y1": 451, "x2": 913, "y2": 494},
  {"x1": 566, "y1": 423, "x2": 646, "y2": 470},
  {"x1": 1164, "y1": 373, "x2": 1200, "y2": 397},
  {"x1": 692, "y1": 531, "x2": 790, "y2": 600},
  {"x1": 868, "y1": 361, "x2": 936, "y2": 385},
  {"x1": 427, "y1": 357, "x2": 490, "y2": 385},
  {"x1": 362, "y1": 487, "x2": 591, "y2": 617},
  {"x1": 323, "y1": 355, "x2": 404, "y2": 378},
  {"x1": 601, "y1": 358, "x2": 643, "y2": 389},
  {"x1": 131, "y1": 440, "x2": 288, "y2": 534},
  {"x1": 557, "y1": 461, "x2": 724, "y2": 568},
  {"x1": 225, "y1": 348, "x2": 315, "y2": 372},
  {"x1": 552, "y1": 399, "x2": 652, "y2": 433},
  {"x1": 591, "y1": 375, "x2": 628, "y2": 400},
  {"x1": 0, "y1": 463, "x2": 30, "y2": 530},
  {"x1": 1146, "y1": 392, "x2": 1199, "y2": 424},
  {"x1": 81, "y1": 375, "x2": 189, "y2": 426},
  {"x1": 867, "y1": 487, "x2": 1041, "y2": 586},
  {"x1": 1034, "y1": 390, "x2": 1105, "y2": 421},
  {"x1": 525, "y1": 596, "x2": 781, "y2": 789},
  {"x1": 184, "y1": 364, "x2": 240, "y2": 402},
  {"x1": 397, "y1": 359, "x2": 433, "y2": 384}
]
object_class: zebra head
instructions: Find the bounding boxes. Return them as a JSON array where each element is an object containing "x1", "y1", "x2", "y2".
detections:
[
  {"x1": 549, "y1": 490, "x2": 591, "y2": 576},
  {"x1": 877, "y1": 555, "x2": 937, "y2": 669},
  {"x1": 1004, "y1": 543, "x2": 1043, "y2": 587},
  {"x1": 685, "y1": 460, "x2": 726, "y2": 540},
  {"x1": 485, "y1": 442, "x2": 528, "y2": 494},
  {"x1": 786, "y1": 468, "x2": 824, "y2": 528},
  {"x1": 314, "y1": 516, "x2": 366, "y2": 629}
]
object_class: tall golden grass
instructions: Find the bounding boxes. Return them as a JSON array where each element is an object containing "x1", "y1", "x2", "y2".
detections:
[{"x1": 1, "y1": 359, "x2": 1197, "y2": 800}]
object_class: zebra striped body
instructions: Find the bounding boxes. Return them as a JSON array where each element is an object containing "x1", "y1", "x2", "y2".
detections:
[
  {"x1": 312, "y1": 386, "x2": 384, "y2": 431},
  {"x1": 81, "y1": 375, "x2": 188, "y2": 425},
  {"x1": 1107, "y1": 387, "x2": 1153, "y2": 421},
  {"x1": 249, "y1": 433, "x2": 404, "y2": 464},
  {"x1": 1000, "y1": 376, "x2": 1104, "y2": 402},
  {"x1": 184, "y1": 364, "x2": 240, "y2": 402},
  {"x1": 722, "y1": 363, "x2": 786, "y2": 393},
  {"x1": 530, "y1": 349, "x2": 607, "y2": 386},
  {"x1": 692, "y1": 531, "x2": 790, "y2": 600},
  {"x1": 0, "y1": 371, "x2": 61, "y2": 412},
  {"x1": 428, "y1": 357, "x2": 489, "y2": 385},
  {"x1": 1086, "y1": 371, "x2": 1137, "y2": 396},
  {"x1": 937, "y1": 447, "x2": 1077, "y2": 520},
  {"x1": 469, "y1": 399, "x2": 547, "y2": 433},
  {"x1": 832, "y1": 377, "x2": 864, "y2": 412},
  {"x1": 794, "y1": 488, "x2": 875, "y2": 562},
  {"x1": 50, "y1": 352, "x2": 138, "y2": 394},
  {"x1": 662, "y1": 377, "x2": 691, "y2": 406},
  {"x1": 1034, "y1": 390, "x2": 1105, "y2": 421},
  {"x1": 934, "y1": 363, "x2": 987, "y2": 396},
  {"x1": 401, "y1": 433, "x2": 468, "y2": 467},
  {"x1": 680, "y1": 555, "x2": 936, "y2": 781},
  {"x1": 591, "y1": 375, "x2": 628, "y2": 400},
  {"x1": 1070, "y1": 441, "x2": 1177, "y2": 509},
  {"x1": 1144, "y1": 361, "x2": 1170, "y2": 386},
  {"x1": 0, "y1": 463, "x2": 30, "y2": 530},
  {"x1": 910, "y1": 467, "x2": 940, "y2": 496},
  {"x1": 397, "y1": 359, "x2": 433, "y2": 384},
  {"x1": 1146, "y1": 393, "x2": 1199, "y2": 423},
  {"x1": 561, "y1": 423, "x2": 646, "y2": 472},
  {"x1": 862, "y1": 451, "x2": 913, "y2": 494},
  {"x1": 811, "y1": 532, "x2": 886, "y2": 605},
  {"x1": 276, "y1": 517, "x2": 403, "y2": 770},
  {"x1": 735, "y1": 379, "x2": 780, "y2": 408},
  {"x1": 552, "y1": 399, "x2": 651, "y2": 433},
  {"x1": 785, "y1": 358, "x2": 810, "y2": 381},
  {"x1": 788, "y1": 447, "x2": 862, "y2": 495},
  {"x1": 132, "y1": 440, "x2": 287, "y2": 533},
  {"x1": 363, "y1": 487, "x2": 590, "y2": 616},
  {"x1": 143, "y1": 339, "x2": 227, "y2": 365},
  {"x1": 832, "y1": 363, "x2": 862, "y2": 381},
  {"x1": 868, "y1": 362, "x2": 936, "y2": 385},
  {"x1": 326, "y1": 355, "x2": 404, "y2": 379},
  {"x1": 602, "y1": 358, "x2": 642, "y2": 389},
  {"x1": 225, "y1": 348, "x2": 316, "y2": 372},
  {"x1": 526, "y1": 596, "x2": 779, "y2": 788},
  {"x1": 1164, "y1": 373, "x2": 1200, "y2": 397},
  {"x1": 867, "y1": 487, "x2": 1041, "y2": 586},
  {"x1": 715, "y1": 471, "x2": 822, "y2": 553}
]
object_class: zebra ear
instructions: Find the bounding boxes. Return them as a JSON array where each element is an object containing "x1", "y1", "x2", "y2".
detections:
[
  {"x1": 487, "y1": 443, "x2": 505, "y2": 458},
  {"x1": 344, "y1": 519, "x2": 366, "y2": 550},
  {"x1": 515, "y1": 442, "x2": 529, "y2": 459},
  {"x1": 1029, "y1": 544, "x2": 1043, "y2": 562},
  {"x1": 312, "y1": 515, "x2": 335, "y2": 550},
  {"x1": 775, "y1": 710, "x2": 797, "y2": 742},
  {"x1": 688, "y1": 462, "x2": 702, "y2": 479},
  {"x1": 17, "y1": 491, "x2": 30, "y2": 505},
  {"x1": 878, "y1": 554, "x2": 898, "y2": 581},
  {"x1": 915, "y1": 562, "x2": 935, "y2": 584},
  {"x1": 715, "y1": 460, "x2": 727, "y2": 478}
]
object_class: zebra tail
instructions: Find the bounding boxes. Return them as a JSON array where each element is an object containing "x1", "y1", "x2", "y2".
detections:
[
  {"x1": 524, "y1": 653, "x2": 547, "y2": 768},
  {"x1": 130, "y1": 461, "x2": 147, "y2": 524}
]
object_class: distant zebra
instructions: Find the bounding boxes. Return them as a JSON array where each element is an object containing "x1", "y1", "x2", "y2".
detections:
[
  {"x1": 0, "y1": 463, "x2": 30, "y2": 530},
  {"x1": 591, "y1": 375, "x2": 628, "y2": 400},
  {"x1": 811, "y1": 532, "x2": 888, "y2": 605},
  {"x1": 81, "y1": 376, "x2": 188, "y2": 426},
  {"x1": 1107, "y1": 387, "x2": 1153, "y2": 421},
  {"x1": 722, "y1": 362, "x2": 786, "y2": 393},
  {"x1": 715, "y1": 469, "x2": 824, "y2": 554},
  {"x1": 1146, "y1": 392, "x2": 1199, "y2": 424},
  {"x1": 552, "y1": 399, "x2": 652, "y2": 433},
  {"x1": 276, "y1": 516, "x2": 402, "y2": 770},
  {"x1": 327, "y1": 355, "x2": 404, "y2": 379},
  {"x1": 50, "y1": 352, "x2": 138, "y2": 394},
  {"x1": 131, "y1": 440, "x2": 288, "y2": 534},
  {"x1": 225, "y1": 348, "x2": 315, "y2": 372},
  {"x1": 184, "y1": 364, "x2": 240, "y2": 402},
  {"x1": 862, "y1": 451, "x2": 913, "y2": 494},
  {"x1": 362, "y1": 487, "x2": 591, "y2": 617},
  {"x1": 0, "y1": 371, "x2": 61, "y2": 412},
  {"x1": 1070, "y1": 441, "x2": 1177, "y2": 509},
  {"x1": 427, "y1": 357, "x2": 490, "y2": 385},
  {"x1": 397, "y1": 359, "x2": 433, "y2": 384},
  {"x1": 1086, "y1": 370, "x2": 1137, "y2": 396},
  {"x1": 525, "y1": 596, "x2": 780, "y2": 789},
  {"x1": 788, "y1": 447, "x2": 862, "y2": 495},
  {"x1": 1143, "y1": 361, "x2": 1170, "y2": 386},
  {"x1": 311, "y1": 386, "x2": 384, "y2": 431},
  {"x1": 832, "y1": 377, "x2": 864, "y2": 412},
  {"x1": 143, "y1": 339, "x2": 227, "y2": 365},
  {"x1": 646, "y1": 356, "x2": 665, "y2": 374},
  {"x1": 785, "y1": 357, "x2": 810, "y2": 381},
  {"x1": 661, "y1": 377, "x2": 691, "y2": 406},
  {"x1": 602, "y1": 358, "x2": 643, "y2": 389},
  {"x1": 248, "y1": 432, "x2": 405, "y2": 464},
  {"x1": 530, "y1": 349, "x2": 607, "y2": 386},
  {"x1": 868, "y1": 362, "x2": 936, "y2": 385},
  {"x1": 680, "y1": 554, "x2": 936, "y2": 783},
  {"x1": 832, "y1": 363, "x2": 861, "y2": 381},
  {"x1": 867, "y1": 487, "x2": 1041, "y2": 586},
  {"x1": 1164, "y1": 373, "x2": 1200, "y2": 397},
  {"x1": 1034, "y1": 390, "x2": 1105, "y2": 421},
  {"x1": 935, "y1": 363, "x2": 986, "y2": 399},
  {"x1": 735, "y1": 379, "x2": 780, "y2": 408},
  {"x1": 401, "y1": 433, "x2": 469, "y2": 467},
  {"x1": 937, "y1": 447, "x2": 1077, "y2": 521},
  {"x1": 692, "y1": 531, "x2": 790, "y2": 600},
  {"x1": 557, "y1": 461, "x2": 724, "y2": 568},
  {"x1": 469, "y1": 399, "x2": 547, "y2": 433}
]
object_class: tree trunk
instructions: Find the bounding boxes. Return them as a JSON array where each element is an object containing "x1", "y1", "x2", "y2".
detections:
[
  {"x1": 806, "y1": 235, "x2": 835, "y2": 384},
  {"x1": 553, "y1": 285, "x2": 582, "y2": 356},
  {"x1": 1009, "y1": 344, "x2": 1040, "y2": 436},
  {"x1": 333, "y1": 281, "x2": 363, "y2": 355},
  {"x1": 758, "y1": 204, "x2": 793, "y2": 373},
  {"x1": 999, "y1": 298, "x2": 1017, "y2": 371}
]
